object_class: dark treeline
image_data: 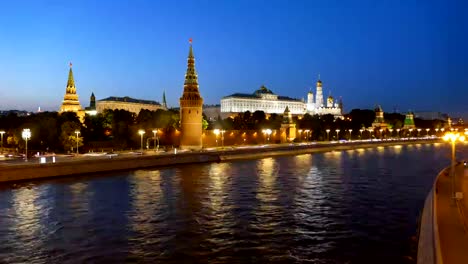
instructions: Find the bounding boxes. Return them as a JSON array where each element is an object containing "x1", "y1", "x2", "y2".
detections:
[
  {"x1": 213, "y1": 109, "x2": 446, "y2": 141},
  {"x1": 0, "y1": 108, "x2": 447, "y2": 153},
  {"x1": 0, "y1": 109, "x2": 181, "y2": 153}
]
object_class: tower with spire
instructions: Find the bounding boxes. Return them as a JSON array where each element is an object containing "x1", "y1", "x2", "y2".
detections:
[
  {"x1": 280, "y1": 106, "x2": 297, "y2": 142},
  {"x1": 59, "y1": 63, "x2": 83, "y2": 115},
  {"x1": 162, "y1": 90, "x2": 168, "y2": 109},
  {"x1": 315, "y1": 76, "x2": 324, "y2": 108},
  {"x1": 179, "y1": 39, "x2": 204, "y2": 150}
]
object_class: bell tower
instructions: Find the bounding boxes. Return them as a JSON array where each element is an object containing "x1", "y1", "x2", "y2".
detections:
[{"x1": 179, "y1": 39, "x2": 204, "y2": 150}]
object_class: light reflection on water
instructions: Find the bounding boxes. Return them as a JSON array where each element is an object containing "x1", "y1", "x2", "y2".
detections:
[{"x1": 0, "y1": 143, "x2": 465, "y2": 263}]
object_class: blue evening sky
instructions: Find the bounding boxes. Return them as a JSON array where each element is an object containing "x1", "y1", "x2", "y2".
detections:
[{"x1": 0, "y1": 0, "x2": 466, "y2": 116}]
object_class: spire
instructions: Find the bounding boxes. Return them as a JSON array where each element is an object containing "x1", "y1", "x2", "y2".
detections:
[
  {"x1": 181, "y1": 38, "x2": 202, "y2": 99},
  {"x1": 67, "y1": 62, "x2": 75, "y2": 89},
  {"x1": 162, "y1": 90, "x2": 167, "y2": 109}
]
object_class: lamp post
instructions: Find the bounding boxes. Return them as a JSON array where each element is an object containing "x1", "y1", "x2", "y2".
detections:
[
  {"x1": 75, "y1": 130, "x2": 80, "y2": 155},
  {"x1": 264, "y1": 129, "x2": 272, "y2": 144},
  {"x1": 348, "y1": 129, "x2": 352, "y2": 141},
  {"x1": 304, "y1": 129, "x2": 310, "y2": 141},
  {"x1": 369, "y1": 129, "x2": 374, "y2": 139},
  {"x1": 22, "y1": 128, "x2": 31, "y2": 162},
  {"x1": 359, "y1": 129, "x2": 363, "y2": 139},
  {"x1": 335, "y1": 129, "x2": 340, "y2": 140},
  {"x1": 443, "y1": 132, "x2": 465, "y2": 200},
  {"x1": 138, "y1": 129, "x2": 145, "y2": 154},
  {"x1": 417, "y1": 128, "x2": 422, "y2": 137},
  {"x1": 213, "y1": 129, "x2": 220, "y2": 147},
  {"x1": 409, "y1": 128, "x2": 413, "y2": 138},
  {"x1": 435, "y1": 128, "x2": 439, "y2": 137},
  {"x1": 0, "y1": 130, "x2": 5, "y2": 153},
  {"x1": 425, "y1": 128, "x2": 430, "y2": 137},
  {"x1": 379, "y1": 129, "x2": 383, "y2": 140},
  {"x1": 221, "y1": 130, "x2": 225, "y2": 147},
  {"x1": 389, "y1": 128, "x2": 393, "y2": 139},
  {"x1": 153, "y1": 129, "x2": 159, "y2": 152},
  {"x1": 326, "y1": 129, "x2": 330, "y2": 141},
  {"x1": 396, "y1": 128, "x2": 400, "y2": 139}
]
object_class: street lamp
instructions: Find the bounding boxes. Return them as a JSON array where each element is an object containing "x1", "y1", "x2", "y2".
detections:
[
  {"x1": 396, "y1": 128, "x2": 400, "y2": 139},
  {"x1": 359, "y1": 129, "x2": 363, "y2": 139},
  {"x1": 138, "y1": 129, "x2": 145, "y2": 154},
  {"x1": 425, "y1": 128, "x2": 430, "y2": 137},
  {"x1": 389, "y1": 128, "x2": 393, "y2": 139},
  {"x1": 326, "y1": 129, "x2": 330, "y2": 141},
  {"x1": 417, "y1": 128, "x2": 422, "y2": 137},
  {"x1": 348, "y1": 129, "x2": 352, "y2": 141},
  {"x1": 369, "y1": 129, "x2": 374, "y2": 139},
  {"x1": 304, "y1": 129, "x2": 310, "y2": 141},
  {"x1": 213, "y1": 129, "x2": 220, "y2": 147},
  {"x1": 0, "y1": 130, "x2": 5, "y2": 153},
  {"x1": 262, "y1": 129, "x2": 272, "y2": 144},
  {"x1": 152, "y1": 129, "x2": 159, "y2": 151},
  {"x1": 379, "y1": 129, "x2": 383, "y2": 139},
  {"x1": 335, "y1": 129, "x2": 340, "y2": 140},
  {"x1": 22, "y1": 128, "x2": 31, "y2": 161},
  {"x1": 443, "y1": 132, "x2": 465, "y2": 200},
  {"x1": 75, "y1": 130, "x2": 80, "y2": 155},
  {"x1": 409, "y1": 128, "x2": 413, "y2": 138},
  {"x1": 221, "y1": 130, "x2": 225, "y2": 147}
]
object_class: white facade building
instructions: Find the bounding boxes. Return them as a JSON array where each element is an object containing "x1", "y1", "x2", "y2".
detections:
[{"x1": 221, "y1": 79, "x2": 343, "y2": 117}]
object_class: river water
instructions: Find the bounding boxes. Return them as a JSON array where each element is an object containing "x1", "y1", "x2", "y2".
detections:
[{"x1": 0, "y1": 143, "x2": 464, "y2": 263}]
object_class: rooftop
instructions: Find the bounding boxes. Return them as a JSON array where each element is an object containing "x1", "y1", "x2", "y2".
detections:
[{"x1": 98, "y1": 96, "x2": 161, "y2": 105}]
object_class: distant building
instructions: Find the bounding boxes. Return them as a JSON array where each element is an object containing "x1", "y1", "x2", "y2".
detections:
[
  {"x1": 221, "y1": 85, "x2": 305, "y2": 115},
  {"x1": 414, "y1": 111, "x2": 448, "y2": 120},
  {"x1": 84, "y1": 93, "x2": 97, "y2": 116},
  {"x1": 372, "y1": 105, "x2": 388, "y2": 129},
  {"x1": 203, "y1": 104, "x2": 221, "y2": 121},
  {"x1": 96, "y1": 96, "x2": 165, "y2": 114},
  {"x1": 220, "y1": 78, "x2": 343, "y2": 117},
  {"x1": 403, "y1": 112, "x2": 416, "y2": 129}
]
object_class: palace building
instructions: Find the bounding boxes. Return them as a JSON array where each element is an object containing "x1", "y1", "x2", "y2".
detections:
[
  {"x1": 96, "y1": 96, "x2": 165, "y2": 114},
  {"x1": 220, "y1": 78, "x2": 343, "y2": 117}
]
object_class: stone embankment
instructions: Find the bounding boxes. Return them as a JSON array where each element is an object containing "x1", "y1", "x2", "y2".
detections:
[{"x1": 0, "y1": 139, "x2": 438, "y2": 183}]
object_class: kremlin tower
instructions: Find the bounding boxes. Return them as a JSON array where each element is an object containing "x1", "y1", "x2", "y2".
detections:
[
  {"x1": 179, "y1": 39, "x2": 204, "y2": 150},
  {"x1": 315, "y1": 77, "x2": 324, "y2": 107},
  {"x1": 59, "y1": 63, "x2": 83, "y2": 116}
]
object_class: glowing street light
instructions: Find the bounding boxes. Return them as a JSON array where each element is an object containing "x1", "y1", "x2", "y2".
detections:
[
  {"x1": 425, "y1": 128, "x2": 430, "y2": 136},
  {"x1": 138, "y1": 129, "x2": 145, "y2": 154},
  {"x1": 369, "y1": 129, "x2": 374, "y2": 139},
  {"x1": 417, "y1": 128, "x2": 422, "y2": 137},
  {"x1": 75, "y1": 130, "x2": 80, "y2": 155},
  {"x1": 152, "y1": 129, "x2": 160, "y2": 151},
  {"x1": 326, "y1": 129, "x2": 330, "y2": 141},
  {"x1": 389, "y1": 128, "x2": 394, "y2": 138},
  {"x1": 396, "y1": 128, "x2": 400, "y2": 138},
  {"x1": 0, "y1": 130, "x2": 5, "y2": 153},
  {"x1": 435, "y1": 128, "x2": 439, "y2": 136},
  {"x1": 348, "y1": 129, "x2": 352, "y2": 141},
  {"x1": 379, "y1": 129, "x2": 383, "y2": 139},
  {"x1": 304, "y1": 129, "x2": 310, "y2": 141},
  {"x1": 213, "y1": 129, "x2": 222, "y2": 147},
  {"x1": 22, "y1": 128, "x2": 31, "y2": 161},
  {"x1": 443, "y1": 132, "x2": 465, "y2": 200},
  {"x1": 335, "y1": 129, "x2": 340, "y2": 140},
  {"x1": 262, "y1": 129, "x2": 272, "y2": 144},
  {"x1": 359, "y1": 129, "x2": 364, "y2": 139},
  {"x1": 409, "y1": 128, "x2": 413, "y2": 138}
]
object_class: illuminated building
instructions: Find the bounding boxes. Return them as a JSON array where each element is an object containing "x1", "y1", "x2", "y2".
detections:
[
  {"x1": 403, "y1": 112, "x2": 416, "y2": 129},
  {"x1": 84, "y1": 92, "x2": 97, "y2": 116},
  {"x1": 179, "y1": 39, "x2": 204, "y2": 150},
  {"x1": 220, "y1": 78, "x2": 343, "y2": 117},
  {"x1": 96, "y1": 96, "x2": 164, "y2": 114},
  {"x1": 372, "y1": 105, "x2": 389, "y2": 128},
  {"x1": 280, "y1": 106, "x2": 296, "y2": 142}
]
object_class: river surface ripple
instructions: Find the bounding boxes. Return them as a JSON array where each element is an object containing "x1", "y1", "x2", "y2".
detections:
[{"x1": 0, "y1": 143, "x2": 464, "y2": 263}]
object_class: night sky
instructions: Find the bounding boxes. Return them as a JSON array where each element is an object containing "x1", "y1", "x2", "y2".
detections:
[{"x1": 0, "y1": 0, "x2": 466, "y2": 117}]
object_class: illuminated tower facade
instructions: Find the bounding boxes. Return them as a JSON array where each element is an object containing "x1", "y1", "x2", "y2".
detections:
[
  {"x1": 280, "y1": 106, "x2": 296, "y2": 142},
  {"x1": 306, "y1": 88, "x2": 314, "y2": 111},
  {"x1": 179, "y1": 39, "x2": 204, "y2": 150},
  {"x1": 59, "y1": 63, "x2": 82, "y2": 113},
  {"x1": 315, "y1": 78, "x2": 324, "y2": 107}
]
